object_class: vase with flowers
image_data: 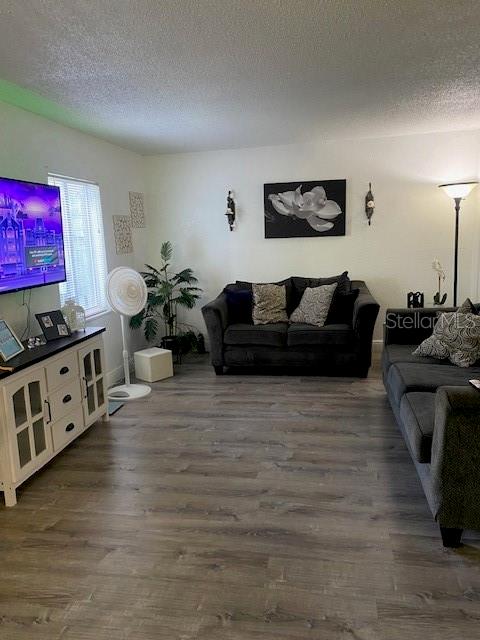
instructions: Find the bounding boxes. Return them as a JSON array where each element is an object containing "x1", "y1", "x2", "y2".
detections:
[{"x1": 432, "y1": 259, "x2": 447, "y2": 305}]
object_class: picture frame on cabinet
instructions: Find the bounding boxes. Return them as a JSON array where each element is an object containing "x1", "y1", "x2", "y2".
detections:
[
  {"x1": 35, "y1": 310, "x2": 71, "y2": 342},
  {"x1": 0, "y1": 319, "x2": 24, "y2": 362}
]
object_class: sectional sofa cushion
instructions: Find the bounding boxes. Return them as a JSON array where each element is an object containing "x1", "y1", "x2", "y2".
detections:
[
  {"x1": 387, "y1": 361, "x2": 480, "y2": 406},
  {"x1": 382, "y1": 344, "x2": 453, "y2": 371},
  {"x1": 399, "y1": 392, "x2": 435, "y2": 463},
  {"x1": 252, "y1": 283, "x2": 289, "y2": 325},
  {"x1": 287, "y1": 323, "x2": 353, "y2": 347},
  {"x1": 290, "y1": 283, "x2": 338, "y2": 327},
  {"x1": 224, "y1": 322, "x2": 288, "y2": 347}
]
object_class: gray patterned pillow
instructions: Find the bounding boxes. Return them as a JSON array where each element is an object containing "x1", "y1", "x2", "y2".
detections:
[
  {"x1": 252, "y1": 283, "x2": 288, "y2": 325},
  {"x1": 458, "y1": 298, "x2": 478, "y2": 315},
  {"x1": 290, "y1": 283, "x2": 338, "y2": 327},
  {"x1": 413, "y1": 308, "x2": 480, "y2": 367}
]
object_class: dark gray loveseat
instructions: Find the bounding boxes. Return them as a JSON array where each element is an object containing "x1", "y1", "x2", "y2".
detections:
[
  {"x1": 383, "y1": 307, "x2": 480, "y2": 547},
  {"x1": 202, "y1": 276, "x2": 379, "y2": 377}
]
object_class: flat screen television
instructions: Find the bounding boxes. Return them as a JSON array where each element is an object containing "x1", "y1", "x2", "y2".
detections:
[{"x1": 0, "y1": 176, "x2": 66, "y2": 294}]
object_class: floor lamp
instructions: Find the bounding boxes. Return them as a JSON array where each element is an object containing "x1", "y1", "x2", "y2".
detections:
[{"x1": 438, "y1": 181, "x2": 478, "y2": 306}]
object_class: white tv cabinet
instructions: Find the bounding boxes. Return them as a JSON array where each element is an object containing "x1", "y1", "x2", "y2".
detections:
[{"x1": 0, "y1": 327, "x2": 108, "y2": 506}]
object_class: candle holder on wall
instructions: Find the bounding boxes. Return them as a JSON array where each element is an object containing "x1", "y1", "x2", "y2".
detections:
[
  {"x1": 365, "y1": 182, "x2": 375, "y2": 225},
  {"x1": 225, "y1": 190, "x2": 236, "y2": 231}
]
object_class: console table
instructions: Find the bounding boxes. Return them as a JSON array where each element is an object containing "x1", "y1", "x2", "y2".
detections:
[{"x1": 0, "y1": 327, "x2": 107, "y2": 506}]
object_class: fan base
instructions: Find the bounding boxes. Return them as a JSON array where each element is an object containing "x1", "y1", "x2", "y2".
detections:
[{"x1": 108, "y1": 383, "x2": 151, "y2": 401}]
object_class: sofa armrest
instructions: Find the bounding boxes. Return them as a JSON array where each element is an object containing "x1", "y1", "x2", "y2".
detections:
[
  {"x1": 384, "y1": 307, "x2": 456, "y2": 345},
  {"x1": 353, "y1": 281, "x2": 379, "y2": 339},
  {"x1": 201, "y1": 292, "x2": 229, "y2": 366},
  {"x1": 430, "y1": 386, "x2": 480, "y2": 529}
]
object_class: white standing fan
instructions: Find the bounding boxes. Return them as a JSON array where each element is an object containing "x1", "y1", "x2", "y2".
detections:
[{"x1": 106, "y1": 267, "x2": 151, "y2": 401}]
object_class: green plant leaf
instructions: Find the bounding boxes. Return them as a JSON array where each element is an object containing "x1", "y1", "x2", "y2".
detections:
[
  {"x1": 144, "y1": 317, "x2": 159, "y2": 342},
  {"x1": 174, "y1": 289, "x2": 201, "y2": 309},
  {"x1": 160, "y1": 241, "x2": 173, "y2": 263},
  {"x1": 129, "y1": 310, "x2": 145, "y2": 329},
  {"x1": 143, "y1": 264, "x2": 161, "y2": 276},
  {"x1": 173, "y1": 268, "x2": 199, "y2": 284}
]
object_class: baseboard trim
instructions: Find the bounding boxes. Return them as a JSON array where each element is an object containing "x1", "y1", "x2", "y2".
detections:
[{"x1": 106, "y1": 365, "x2": 124, "y2": 388}]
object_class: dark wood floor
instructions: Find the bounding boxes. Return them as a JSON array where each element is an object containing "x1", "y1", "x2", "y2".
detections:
[{"x1": 1, "y1": 352, "x2": 480, "y2": 639}]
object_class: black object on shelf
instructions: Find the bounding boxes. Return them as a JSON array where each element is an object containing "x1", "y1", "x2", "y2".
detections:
[{"x1": 407, "y1": 292, "x2": 424, "y2": 308}]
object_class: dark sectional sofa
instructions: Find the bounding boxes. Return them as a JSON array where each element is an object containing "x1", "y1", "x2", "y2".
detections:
[
  {"x1": 383, "y1": 307, "x2": 480, "y2": 547},
  {"x1": 202, "y1": 275, "x2": 379, "y2": 377}
]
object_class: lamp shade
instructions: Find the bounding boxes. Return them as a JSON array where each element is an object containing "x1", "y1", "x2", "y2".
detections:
[{"x1": 438, "y1": 181, "x2": 478, "y2": 199}]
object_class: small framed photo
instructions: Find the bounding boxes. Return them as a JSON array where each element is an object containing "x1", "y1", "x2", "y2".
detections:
[
  {"x1": 0, "y1": 320, "x2": 25, "y2": 362},
  {"x1": 35, "y1": 310, "x2": 71, "y2": 342}
]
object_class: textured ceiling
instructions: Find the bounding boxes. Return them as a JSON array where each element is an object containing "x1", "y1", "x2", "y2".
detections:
[{"x1": 0, "y1": 0, "x2": 479, "y2": 154}]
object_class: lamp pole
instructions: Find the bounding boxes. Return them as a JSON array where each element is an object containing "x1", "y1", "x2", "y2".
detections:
[
  {"x1": 453, "y1": 197, "x2": 461, "y2": 307},
  {"x1": 438, "y1": 182, "x2": 478, "y2": 308}
]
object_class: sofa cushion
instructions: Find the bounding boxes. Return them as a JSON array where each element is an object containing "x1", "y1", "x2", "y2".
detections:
[
  {"x1": 287, "y1": 323, "x2": 354, "y2": 347},
  {"x1": 382, "y1": 344, "x2": 454, "y2": 370},
  {"x1": 291, "y1": 271, "x2": 350, "y2": 309},
  {"x1": 290, "y1": 283, "x2": 338, "y2": 327},
  {"x1": 326, "y1": 288, "x2": 359, "y2": 325},
  {"x1": 224, "y1": 322, "x2": 288, "y2": 347},
  {"x1": 399, "y1": 392, "x2": 435, "y2": 463},
  {"x1": 387, "y1": 362, "x2": 480, "y2": 406},
  {"x1": 224, "y1": 288, "x2": 253, "y2": 324}
]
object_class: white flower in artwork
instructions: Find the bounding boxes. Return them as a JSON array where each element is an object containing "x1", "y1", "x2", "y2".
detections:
[{"x1": 268, "y1": 185, "x2": 342, "y2": 232}]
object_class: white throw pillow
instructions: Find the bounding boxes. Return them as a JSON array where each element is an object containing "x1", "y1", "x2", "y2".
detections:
[{"x1": 290, "y1": 283, "x2": 337, "y2": 327}]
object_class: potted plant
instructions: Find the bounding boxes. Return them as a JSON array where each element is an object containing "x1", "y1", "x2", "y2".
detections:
[{"x1": 130, "y1": 241, "x2": 202, "y2": 353}]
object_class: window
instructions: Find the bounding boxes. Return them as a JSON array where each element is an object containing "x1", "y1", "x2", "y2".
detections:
[{"x1": 48, "y1": 174, "x2": 108, "y2": 317}]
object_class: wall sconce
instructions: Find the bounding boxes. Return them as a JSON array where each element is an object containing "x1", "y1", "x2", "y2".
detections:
[
  {"x1": 365, "y1": 182, "x2": 375, "y2": 225},
  {"x1": 225, "y1": 190, "x2": 236, "y2": 231}
]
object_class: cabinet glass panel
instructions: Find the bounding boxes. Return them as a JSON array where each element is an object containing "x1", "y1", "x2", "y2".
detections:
[
  {"x1": 17, "y1": 428, "x2": 32, "y2": 467},
  {"x1": 13, "y1": 388, "x2": 27, "y2": 428},
  {"x1": 87, "y1": 385, "x2": 95, "y2": 414},
  {"x1": 83, "y1": 353, "x2": 93, "y2": 382},
  {"x1": 33, "y1": 418, "x2": 47, "y2": 456},
  {"x1": 96, "y1": 380, "x2": 104, "y2": 407},
  {"x1": 29, "y1": 381, "x2": 42, "y2": 417},
  {"x1": 94, "y1": 349, "x2": 102, "y2": 376}
]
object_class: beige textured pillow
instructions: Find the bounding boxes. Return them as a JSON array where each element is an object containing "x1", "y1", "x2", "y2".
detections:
[
  {"x1": 252, "y1": 283, "x2": 288, "y2": 325},
  {"x1": 290, "y1": 283, "x2": 337, "y2": 327}
]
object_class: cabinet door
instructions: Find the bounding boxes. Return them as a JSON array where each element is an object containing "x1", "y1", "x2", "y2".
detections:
[
  {"x1": 79, "y1": 341, "x2": 107, "y2": 426},
  {"x1": 3, "y1": 369, "x2": 52, "y2": 482}
]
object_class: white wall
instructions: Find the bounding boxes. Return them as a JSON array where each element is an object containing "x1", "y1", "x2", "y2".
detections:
[
  {"x1": 0, "y1": 101, "x2": 147, "y2": 382},
  {"x1": 145, "y1": 130, "x2": 480, "y2": 339}
]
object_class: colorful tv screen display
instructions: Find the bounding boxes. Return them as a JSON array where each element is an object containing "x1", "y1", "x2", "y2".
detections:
[{"x1": 0, "y1": 177, "x2": 66, "y2": 294}]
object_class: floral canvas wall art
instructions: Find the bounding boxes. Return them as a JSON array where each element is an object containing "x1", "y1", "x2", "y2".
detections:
[
  {"x1": 264, "y1": 180, "x2": 346, "y2": 238},
  {"x1": 113, "y1": 215, "x2": 133, "y2": 254},
  {"x1": 129, "y1": 191, "x2": 146, "y2": 228}
]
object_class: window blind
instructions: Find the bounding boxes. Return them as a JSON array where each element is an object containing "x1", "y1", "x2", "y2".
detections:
[{"x1": 48, "y1": 175, "x2": 108, "y2": 317}]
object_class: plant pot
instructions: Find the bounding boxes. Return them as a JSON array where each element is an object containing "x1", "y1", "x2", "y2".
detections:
[{"x1": 160, "y1": 335, "x2": 181, "y2": 363}]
